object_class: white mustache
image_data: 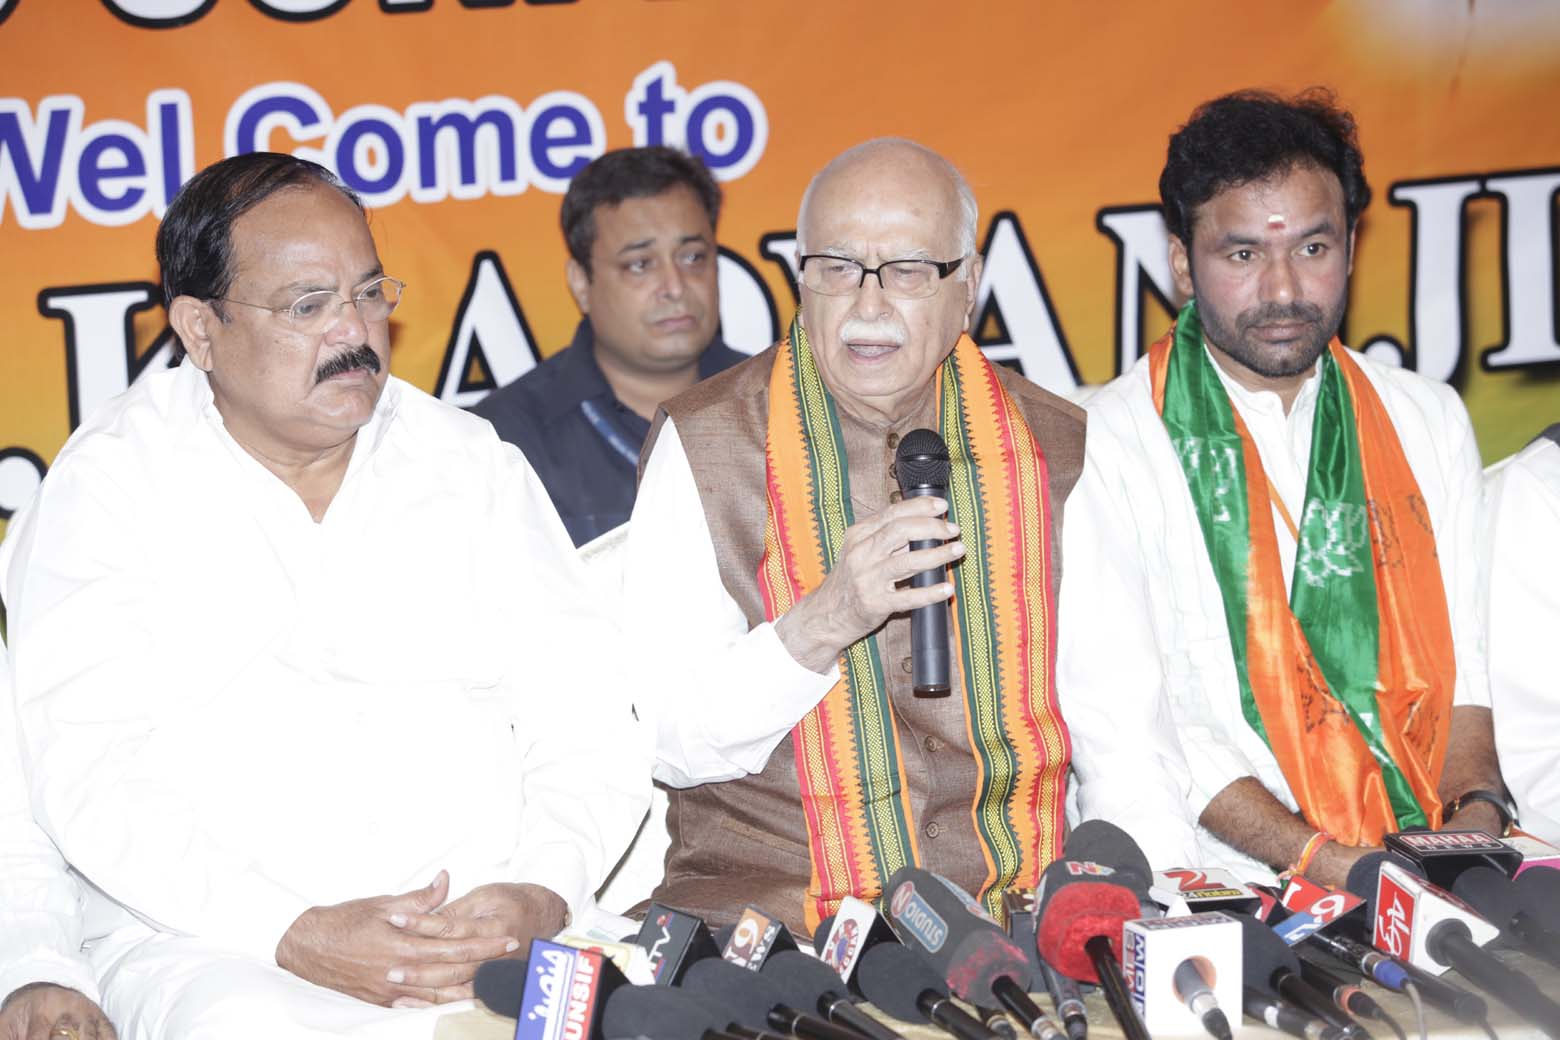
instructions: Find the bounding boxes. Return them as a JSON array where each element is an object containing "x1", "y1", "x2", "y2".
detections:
[{"x1": 839, "y1": 319, "x2": 907, "y2": 347}]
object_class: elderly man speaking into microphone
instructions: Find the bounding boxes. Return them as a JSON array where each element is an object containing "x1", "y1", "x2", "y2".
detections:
[
  {"x1": 622, "y1": 137, "x2": 1200, "y2": 935},
  {"x1": 0, "y1": 152, "x2": 647, "y2": 1037}
]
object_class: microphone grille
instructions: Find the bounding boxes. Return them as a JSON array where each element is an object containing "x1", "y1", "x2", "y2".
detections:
[{"x1": 896, "y1": 429, "x2": 950, "y2": 491}]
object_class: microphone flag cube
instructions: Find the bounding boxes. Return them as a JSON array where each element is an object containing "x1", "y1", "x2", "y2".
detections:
[
  {"x1": 1122, "y1": 912, "x2": 1242, "y2": 1035},
  {"x1": 1150, "y1": 868, "x2": 1261, "y2": 916},
  {"x1": 514, "y1": 939, "x2": 628, "y2": 1040},
  {"x1": 1384, "y1": 830, "x2": 1521, "y2": 889},
  {"x1": 1270, "y1": 874, "x2": 1365, "y2": 946},
  {"x1": 817, "y1": 894, "x2": 900, "y2": 992},
  {"x1": 1371, "y1": 858, "x2": 1499, "y2": 974},
  {"x1": 1502, "y1": 832, "x2": 1560, "y2": 877},
  {"x1": 720, "y1": 904, "x2": 798, "y2": 970}
]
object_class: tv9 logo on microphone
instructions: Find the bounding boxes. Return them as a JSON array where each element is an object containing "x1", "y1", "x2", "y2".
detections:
[{"x1": 889, "y1": 881, "x2": 948, "y2": 952}]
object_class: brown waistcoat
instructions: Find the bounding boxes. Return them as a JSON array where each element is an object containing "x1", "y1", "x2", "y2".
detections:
[{"x1": 646, "y1": 345, "x2": 1086, "y2": 937}]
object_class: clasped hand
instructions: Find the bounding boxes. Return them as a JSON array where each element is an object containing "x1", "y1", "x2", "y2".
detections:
[
  {"x1": 275, "y1": 870, "x2": 567, "y2": 1008},
  {"x1": 0, "y1": 983, "x2": 115, "y2": 1040}
]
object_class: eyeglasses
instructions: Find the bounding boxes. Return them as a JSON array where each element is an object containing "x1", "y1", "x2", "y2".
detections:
[
  {"x1": 217, "y1": 276, "x2": 405, "y2": 335},
  {"x1": 798, "y1": 254, "x2": 965, "y2": 300}
]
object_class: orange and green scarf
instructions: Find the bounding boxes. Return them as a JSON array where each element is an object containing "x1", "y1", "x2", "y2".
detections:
[
  {"x1": 758, "y1": 316, "x2": 1070, "y2": 931},
  {"x1": 1152, "y1": 300, "x2": 1455, "y2": 846}
]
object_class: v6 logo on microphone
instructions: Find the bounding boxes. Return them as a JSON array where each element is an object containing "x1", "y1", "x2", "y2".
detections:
[{"x1": 1373, "y1": 873, "x2": 1415, "y2": 959}]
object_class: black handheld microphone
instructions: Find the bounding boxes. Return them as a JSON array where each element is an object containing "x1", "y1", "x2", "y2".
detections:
[
  {"x1": 1297, "y1": 954, "x2": 1406, "y2": 1040},
  {"x1": 1032, "y1": 859, "x2": 1149, "y2": 1040},
  {"x1": 760, "y1": 949, "x2": 908, "y2": 1040},
  {"x1": 1242, "y1": 987, "x2": 1347, "y2": 1040},
  {"x1": 1453, "y1": 865, "x2": 1560, "y2": 967},
  {"x1": 1238, "y1": 916, "x2": 1371, "y2": 1040},
  {"x1": 895, "y1": 428, "x2": 951, "y2": 697},
  {"x1": 856, "y1": 941, "x2": 1003, "y2": 1040}
]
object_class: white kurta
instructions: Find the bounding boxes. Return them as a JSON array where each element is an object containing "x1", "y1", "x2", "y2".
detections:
[
  {"x1": 0, "y1": 641, "x2": 99, "y2": 1004},
  {"x1": 1483, "y1": 434, "x2": 1560, "y2": 846},
  {"x1": 1079, "y1": 346, "x2": 1489, "y2": 883},
  {"x1": 0, "y1": 362, "x2": 649, "y2": 1037},
  {"x1": 621, "y1": 418, "x2": 1204, "y2": 873}
]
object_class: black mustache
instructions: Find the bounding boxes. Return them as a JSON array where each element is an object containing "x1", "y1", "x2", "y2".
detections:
[
  {"x1": 315, "y1": 345, "x2": 382, "y2": 385},
  {"x1": 1240, "y1": 301, "x2": 1325, "y2": 327}
]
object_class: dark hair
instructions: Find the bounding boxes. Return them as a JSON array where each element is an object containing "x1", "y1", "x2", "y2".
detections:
[
  {"x1": 560, "y1": 146, "x2": 721, "y2": 273},
  {"x1": 1159, "y1": 88, "x2": 1371, "y2": 244},
  {"x1": 156, "y1": 152, "x2": 361, "y2": 358}
]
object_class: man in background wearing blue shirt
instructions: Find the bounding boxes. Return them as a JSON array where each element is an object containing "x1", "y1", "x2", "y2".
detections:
[{"x1": 473, "y1": 147, "x2": 745, "y2": 546}]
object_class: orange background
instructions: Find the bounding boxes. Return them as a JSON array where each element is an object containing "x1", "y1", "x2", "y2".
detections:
[{"x1": 2, "y1": 0, "x2": 1558, "y2": 538}]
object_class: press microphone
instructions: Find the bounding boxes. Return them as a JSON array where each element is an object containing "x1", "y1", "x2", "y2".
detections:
[
  {"x1": 1037, "y1": 961, "x2": 1088, "y2": 1040},
  {"x1": 813, "y1": 897, "x2": 903, "y2": 998},
  {"x1": 722, "y1": 905, "x2": 800, "y2": 970},
  {"x1": 1238, "y1": 916, "x2": 1370, "y2": 1040},
  {"x1": 760, "y1": 949, "x2": 908, "y2": 1040},
  {"x1": 884, "y1": 866, "x2": 1064, "y2": 1038},
  {"x1": 1383, "y1": 830, "x2": 1520, "y2": 891},
  {"x1": 1452, "y1": 865, "x2": 1560, "y2": 967},
  {"x1": 1003, "y1": 887, "x2": 1087, "y2": 1040},
  {"x1": 1515, "y1": 867, "x2": 1560, "y2": 930},
  {"x1": 1351, "y1": 856, "x2": 1560, "y2": 1035},
  {"x1": 680, "y1": 956, "x2": 863, "y2": 1040},
  {"x1": 487, "y1": 940, "x2": 630, "y2": 1039},
  {"x1": 1242, "y1": 987, "x2": 1346, "y2": 1040},
  {"x1": 1032, "y1": 859, "x2": 1149, "y2": 1040},
  {"x1": 856, "y1": 941, "x2": 1004, "y2": 1040},
  {"x1": 475, "y1": 958, "x2": 528, "y2": 1018},
  {"x1": 895, "y1": 428, "x2": 951, "y2": 697},
  {"x1": 635, "y1": 902, "x2": 723, "y2": 984},
  {"x1": 599, "y1": 984, "x2": 749, "y2": 1040},
  {"x1": 1297, "y1": 954, "x2": 1406, "y2": 1040}
]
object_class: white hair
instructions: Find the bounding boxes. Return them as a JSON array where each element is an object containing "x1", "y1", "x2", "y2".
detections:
[{"x1": 796, "y1": 137, "x2": 978, "y2": 277}]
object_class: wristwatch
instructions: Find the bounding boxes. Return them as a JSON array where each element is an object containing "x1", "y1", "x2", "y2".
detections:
[{"x1": 1446, "y1": 789, "x2": 1518, "y2": 836}]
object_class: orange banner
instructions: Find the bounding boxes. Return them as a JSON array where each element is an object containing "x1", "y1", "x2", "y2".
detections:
[{"x1": 1, "y1": 0, "x2": 1557, "y2": 534}]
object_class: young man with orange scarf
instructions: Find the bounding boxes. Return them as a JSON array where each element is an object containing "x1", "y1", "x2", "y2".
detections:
[
  {"x1": 620, "y1": 138, "x2": 1202, "y2": 935},
  {"x1": 1082, "y1": 90, "x2": 1509, "y2": 888}
]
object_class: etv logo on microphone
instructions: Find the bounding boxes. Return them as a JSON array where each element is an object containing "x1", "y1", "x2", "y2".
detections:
[
  {"x1": 1374, "y1": 872, "x2": 1415, "y2": 959},
  {"x1": 889, "y1": 881, "x2": 948, "y2": 952}
]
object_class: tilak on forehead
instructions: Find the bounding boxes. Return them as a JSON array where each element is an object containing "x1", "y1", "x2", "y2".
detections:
[{"x1": 1267, "y1": 213, "x2": 1287, "y2": 230}]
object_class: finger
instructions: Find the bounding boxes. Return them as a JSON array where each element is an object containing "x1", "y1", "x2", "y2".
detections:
[
  {"x1": 389, "y1": 909, "x2": 490, "y2": 939},
  {"x1": 430, "y1": 983, "x2": 476, "y2": 1004},
  {"x1": 391, "y1": 998, "x2": 434, "y2": 1010},
  {"x1": 387, "y1": 870, "x2": 450, "y2": 922},
  {"x1": 395, "y1": 933, "x2": 521, "y2": 964},
  {"x1": 883, "y1": 582, "x2": 958, "y2": 612},
  {"x1": 885, "y1": 541, "x2": 966, "y2": 582},
  {"x1": 848, "y1": 495, "x2": 948, "y2": 543},
  {"x1": 387, "y1": 960, "x2": 482, "y2": 990}
]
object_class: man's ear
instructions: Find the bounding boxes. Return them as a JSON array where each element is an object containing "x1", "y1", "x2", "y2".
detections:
[
  {"x1": 1347, "y1": 226, "x2": 1357, "y2": 276},
  {"x1": 169, "y1": 296, "x2": 218, "y2": 371},
  {"x1": 565, "y1": 259, "x2": 591, "y2": 315},
  {"x1": 961, "y1": 253, "x2": 984, "y2": 332},
  {"x1": 1169, "y1": 235, "x2": 1195, "y2": 302}
]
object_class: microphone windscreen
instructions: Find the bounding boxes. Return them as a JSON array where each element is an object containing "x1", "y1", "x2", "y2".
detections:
[
  {"x1": 602, "y1": 983, "x2": 728, "y2": 1040},
  {"x1": 1343, "y1": 850, "x2": 1424, "y2": 911},
  {"x1": 1065, "y1": 820, "x2": 1153, "y2": 893},
  {"x1": 1239, "y1": 915, "x2": 1302, "y2": 995},
  {"x1": 1034, "y1": 877, "x2": 1141, "y2": 982},
  {"x1": 1515, "y1": 867, "x2": 1560, "y2": 930},
  {"x1": 812, "y1": 915, "x2": 836, "y2": 955},
  {"x1": 473, "y1": 958, "x2": 527, "y2": 1019},
  {"x1": 1452, "y1": 866, "x2": 1518, "y2": 926},
  {"x1": 855, "y1": 942, "x2": 946, "y2": 1023},
  {"x1": 679, "y1": 956, "x2": 784, "y2": 1030},
  {"x1": 896, "y1": 429, "x2": 950, "y2": 491},
  {"x1": 761, "y1": 949, "x2": 850, "y2": 1010}
]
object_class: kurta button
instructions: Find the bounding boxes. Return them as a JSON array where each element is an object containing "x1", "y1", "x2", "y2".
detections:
[
  {"x1": 889, "y1": 490, "x2": 903, "y2": 503},
  {"x1": 887, "y1": 432, "x2": 899, "y2": 449},
  {"x1": 925, "y1": 821, "x2": 941, "y2": 838},
  {"x1": 888, "y1": 463, "x2": 898, "y2": 481},
  {"x1": 924, "y1": 735, "x2": 942, "y2": 752},
  {"x1": 901, "y1": 655, "x2": 913, "y2": 674}
]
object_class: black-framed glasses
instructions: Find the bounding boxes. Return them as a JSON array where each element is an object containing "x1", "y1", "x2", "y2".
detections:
[
  {"x1": 798, "y1": 254, "x2": 965, "y2": 299},
  {"x1": 218, "y1": 276, "x2": 405, "y2": 335}
]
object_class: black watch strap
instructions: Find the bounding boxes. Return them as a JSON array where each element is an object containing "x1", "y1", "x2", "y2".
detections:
[{"x1": 1448, "y1": 788, "x2": 1518, "y2": 836}]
